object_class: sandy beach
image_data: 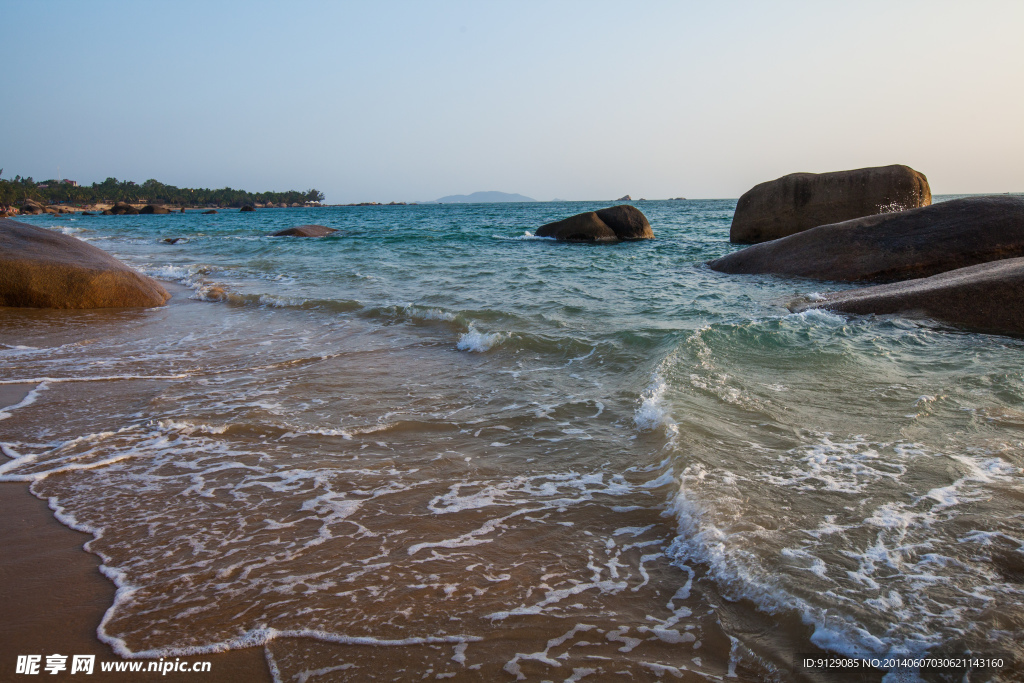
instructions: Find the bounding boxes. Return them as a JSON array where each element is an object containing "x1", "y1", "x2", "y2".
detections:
[{"x1": 0, "y1": 384, "x2": 271, "y2": 682}]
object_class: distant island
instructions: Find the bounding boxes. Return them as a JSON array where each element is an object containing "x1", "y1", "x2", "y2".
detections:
[
  {"x1": 0, "y1": 172, "x2": 324, "y2": 209},
  {"x1": 431, "y1": 191, "x2": 536, "y2": 203}
]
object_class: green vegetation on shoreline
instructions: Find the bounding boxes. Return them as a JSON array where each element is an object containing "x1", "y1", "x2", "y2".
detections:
[{"x1": 0, "y1": 172, "x2": 325, "y2": 208}]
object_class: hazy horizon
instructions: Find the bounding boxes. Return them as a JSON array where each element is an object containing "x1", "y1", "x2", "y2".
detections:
[{"x1": 3, "y1": 1, "x2": 1022, "y2": 203}]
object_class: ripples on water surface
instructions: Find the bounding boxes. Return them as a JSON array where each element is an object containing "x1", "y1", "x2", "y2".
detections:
[{"x1": 2, "y1": 200, "x2": 1023, "y2": 682}]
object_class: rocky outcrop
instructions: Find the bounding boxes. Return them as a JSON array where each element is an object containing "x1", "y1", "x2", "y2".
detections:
[
  {"x1": 202, "y1": 209, "x2": 217, "y2": 215},
  {"x1": 140, "y1": 204, "x2": 170, "y2": 214},
  {"x1": 730, "y1": 165, "x2": 931, "y2": 244},
  {"x1": 616, "y1": 195, "x2": 632, "y2": 201},
  {"x1": 0, "y1": 219, "x2": 171, "y2": 309},
  {"x1": 595, "y1": 205, "x2": 654, "y2": 240},
  {"x1": 240, "y1": 205, "x2": 255, "y2": 212},
  {"x1": 18, "y1": 200, "x2": 43, "y2": 215},
  {"x1": 708, "y1": 196, "x2": 1024, "y2": 282},
  {"x1": 791, "y1": 258, "x2": 1024, "y2": 336},
  {"x1": 109, "y1": 202, "x2": 139, "y2": 215},
  {"x1": 536, "y1": 205, "x2": 653, "y2": 242},
  {"x1": 270, "y1": 225, "x2": 338, "y2": 237}
]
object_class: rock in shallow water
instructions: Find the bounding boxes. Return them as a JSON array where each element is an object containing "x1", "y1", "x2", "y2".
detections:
[
  {"x1": 270, "y1": 225, "x2": 338, "y2": 237},
  {"x1": 709, "y1": 196, "x2": 1024, "y2": 282},
  {"x1": 109, "y1": 202, "x2": 139, "y2": 215},
  {"x1": 730, "y1": 164, "x2": 931, "y2": 244},
  {"x1": 791, "y1": 257, "x2": 1024, "y2": 336},
  {"x1": 536, "y1": 205, "x2": 653, "y2": 242},
  {"x1": 0, "y1": 218, "x2": 170, "y2": 309}
]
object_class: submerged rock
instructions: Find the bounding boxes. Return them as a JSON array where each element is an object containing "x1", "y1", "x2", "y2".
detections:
[
  {"x1": 708, "y1": 196, "x2": 1024, "y2": 282},
  {"x1": 240, "y1": 205, "x2": 255, "y2": 212},
  {"x1": 270, "y1": 225, "x2": 338, "y2": 237},
  {"x1": 536, "y1": 205, "x2": 653, "y2": 242},
  {"x1": 202, "y1": 209, "x2": 217, "y2": 215},
  {"x1": 791, "y1": 257, "x2": 1024, "y2": 336},
  {"x1": 730, "y1": 164, "x2": 931, "y2": 244},
  {"x1": 140, "y1": 204, "x2": 170, "y2": 214},
  {"x1": 161, "y1": 237, "x2": 189, "y2": 244},
  {"x1": 0, "y1": 218, "x2": 171, "y2": 309}
]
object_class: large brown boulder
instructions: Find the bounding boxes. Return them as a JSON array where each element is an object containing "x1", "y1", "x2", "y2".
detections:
[
  {"x1": 708, "y1": 196, "x2": 1024, "y2": 282},
  {"x1": 18, "y1": 199, "x2": 43, "y2": 215},
  {"x1": 730, "y1": 165, "x2": 931, "y2": 244},
  {"x1": 790, "y1": 258, "x2": 1024, "y2": 336},
  {"x1": 139, "y1": 204, "x2": 170, "y2": 214},
  {"x1": 270, "y1": 225, "x2": 338, "y2": 237},
  {"x1": 536, "y1": 205, "x2": 653, "y2": 242},
  {"x1": 595, "y1": 205, "x2": 654, "y2": 239},
  {"x1": 0, "y1": 219, "x2": 171, "y2": 309},
  {"x1": 109, "y1": 202, "x2": 139, "y2": 215}
]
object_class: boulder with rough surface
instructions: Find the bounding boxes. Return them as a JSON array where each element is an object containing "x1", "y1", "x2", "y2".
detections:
[
  {"x1": 730, "y1": 165, "x2": 931, "y2": 244},
  {"x1": 790, "y1": 257, "x2": 1024, "y2": 336},
  {"x1": 109, "y1": 202, "x2": 139, "y2": 215},
  {"x1": 536, "y1": 205, "x2": 653, "y2": 242},
  {"x1": 140, "y1": 204, "x2": 170, "y2": 214},
  {"x1": 0, "y1": 218, "x2": 171, "y2": 309},
  {"x1": 270, "y1": 225, "x2": 338, "y2": 237},
  {"x1": 708, "y1": 196, "x2": 1024, "y2": 282},
  {"x1": 18, "y1": 200, "x2": 43, "y2": 215}
]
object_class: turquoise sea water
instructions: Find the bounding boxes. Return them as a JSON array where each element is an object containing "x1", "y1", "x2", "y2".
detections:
[{"x1": 2, "y1": 199, "x2": 1023, "y2": 681}]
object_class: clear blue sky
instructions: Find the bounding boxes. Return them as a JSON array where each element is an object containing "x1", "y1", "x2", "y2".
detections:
[{"x1": 2, "y1": 0, "x2": 1022, "y2": 202}]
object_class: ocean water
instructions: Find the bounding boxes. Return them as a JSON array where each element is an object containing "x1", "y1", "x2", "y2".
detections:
[{"x1": 1, "y1": 199, "x2": 1022, "y2": 682}]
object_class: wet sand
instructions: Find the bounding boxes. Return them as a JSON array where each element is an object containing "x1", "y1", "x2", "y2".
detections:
[{"x1": 0, "y1": 384, "x2": 271, "y2": 682}]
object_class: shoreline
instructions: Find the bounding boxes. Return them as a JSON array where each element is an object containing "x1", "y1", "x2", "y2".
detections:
[{"x1": 0, "y1": 384, "x2": 271, "y2": 682}]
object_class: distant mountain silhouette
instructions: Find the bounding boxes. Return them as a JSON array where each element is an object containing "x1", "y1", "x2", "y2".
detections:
[{"x1": 431, "y1": 191, "x2": 536, "y2": 203}]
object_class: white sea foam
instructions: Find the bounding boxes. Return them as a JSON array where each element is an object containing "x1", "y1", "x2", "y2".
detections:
[
  {"x1": 0, "y1": 381, "x2": 47, "y2": 420},
  {"x1": 492, "y1": 231, "x2": 553, "y2": 241},
  {"x1": 259, "y1": 294, "x2": 301, "y2": 308},
  {"x1": 787, "y1": 308, "x2": 848, "y2": 325},
  {"x1": 634, "y1": 371, "x2": 678, "y2": 437},
  {"x1": 457, "y1": 327, "x2": 504, "y2": 352},
  {"x1": 665, "y1": 431, "x2": 1024, "y2": 667},
  {"x1": 144, "y1": 263, "x2": 210, "y2": 286},
  {"x1": 402, "y1": 304, "x2": 457, "y2": 321}
]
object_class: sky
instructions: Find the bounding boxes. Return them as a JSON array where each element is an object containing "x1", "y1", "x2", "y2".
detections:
[{"x1": 2, "y1": 0, "x2": 1022, "y2": 202}]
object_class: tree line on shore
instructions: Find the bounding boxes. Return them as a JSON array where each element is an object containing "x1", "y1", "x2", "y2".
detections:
[{"x1": 0, "y1": 171, "x2": 325, "y2": 208}]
